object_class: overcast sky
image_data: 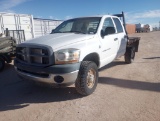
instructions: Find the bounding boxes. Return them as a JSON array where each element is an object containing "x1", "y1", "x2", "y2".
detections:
[{"x1": 0, "y1": 0, "x2": 160, "y2": 27}]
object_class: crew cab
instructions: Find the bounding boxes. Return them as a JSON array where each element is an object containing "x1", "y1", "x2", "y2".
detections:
[{"x1": 14, "y1": 12, "x2": 140, "y2": 95}]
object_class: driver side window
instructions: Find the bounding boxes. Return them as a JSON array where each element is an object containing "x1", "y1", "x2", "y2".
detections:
[{"x1": 102, "y1": 17, "x2": 114, "y2": 31}]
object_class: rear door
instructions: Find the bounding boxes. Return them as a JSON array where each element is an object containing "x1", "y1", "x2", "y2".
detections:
[{"x1": 112, "y1": 17, "x2": 127, "y2": 57}]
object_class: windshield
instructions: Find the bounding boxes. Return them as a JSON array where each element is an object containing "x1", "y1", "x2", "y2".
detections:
[{"x1": 52, "y1": 17, "x2": 101, "y2": 34}]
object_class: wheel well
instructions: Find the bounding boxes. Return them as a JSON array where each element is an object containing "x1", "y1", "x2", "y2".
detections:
[
  {"x1": 0, "y1": 54, "x2": 10, "y2": 63},
  {"x1": 83, "y1": 53, "x2": 100, "y2": 67}
]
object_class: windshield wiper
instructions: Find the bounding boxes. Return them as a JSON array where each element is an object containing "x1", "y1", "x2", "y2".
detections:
[
  {"x1": 52, "y1": 31, "x2": 86, "y2": 34},
  {"x1": 51, "y1": 31, "x2": 70, "y2": 34}
]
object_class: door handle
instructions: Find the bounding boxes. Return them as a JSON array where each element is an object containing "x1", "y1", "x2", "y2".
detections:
[{"x1": 114, "y1": 38, "x2": 118, "y2": 41}]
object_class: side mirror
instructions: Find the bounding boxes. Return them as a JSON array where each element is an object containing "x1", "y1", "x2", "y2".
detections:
[
  {"x1": 104, "y1": 27, "x2": 115, "y2": 35},
  {"x1": 101, "y1": 30, "x2": 105, "y2": 37}
]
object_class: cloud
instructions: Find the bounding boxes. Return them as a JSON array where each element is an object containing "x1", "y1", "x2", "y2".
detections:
[
  {"x1": 34, "y1": 16, "x2": 42, "y2": 18},
  {"x1": 126, "y1": 10, "x2": 160, "y2": 19},
  {"x1": 2, "y1": 10, "x2": 15, "y2": 13},
  {"x1": 148, "y1": 22, "x2": 159, "y2": 27},
  {"x1": 125, "y1": 10, "x2": 160, "y2": 27},
  {"x1": 0, "y1": 0, "x2": 31, "y2": 11},
  {"x1": 49, "y1": 16, "x2": 59, "y2": 20},
  {"x1": 49, "y1": 16, "x2": 54, "y2": 19},
  {"x1": 64, "y1": 16, "x2": 73, "y2": 20}
]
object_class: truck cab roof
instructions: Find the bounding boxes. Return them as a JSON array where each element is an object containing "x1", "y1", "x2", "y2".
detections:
[{"x1": 72, "y1": 15, "x2": 119, "y2": 19}]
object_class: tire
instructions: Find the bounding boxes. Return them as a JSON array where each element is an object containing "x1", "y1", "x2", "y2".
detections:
[
  {"x1": 75, "y1": 61, "x2": 98, "y2": 96},
  {"x1": 125, "y1": 47, "x2": 135, "y2": 64},
  {"x1": 0, "y1": 58, "x2": 5, "y2": 72}
]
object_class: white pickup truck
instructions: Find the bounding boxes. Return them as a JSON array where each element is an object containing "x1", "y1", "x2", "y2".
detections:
[{"x1": 14, "y1": 12, "x2": 140, "y2": 95}]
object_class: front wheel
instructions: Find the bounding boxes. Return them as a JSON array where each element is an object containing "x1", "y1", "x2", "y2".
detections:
[
  {"x1": 0, "y1": 58, "x2": 5, "y2": 72},
  {"x1": 75, "y1": 61, "x2": 98, "y2": 96}
]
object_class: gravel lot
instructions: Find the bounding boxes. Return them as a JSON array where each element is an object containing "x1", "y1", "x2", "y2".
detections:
[{"x1": 0, "y1": 31, "x2": 160, "y2": 121}]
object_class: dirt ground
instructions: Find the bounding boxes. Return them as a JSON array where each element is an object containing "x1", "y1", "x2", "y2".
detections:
[{"x1": 0, "y1": 31, "x2": 160, "y2": 121}]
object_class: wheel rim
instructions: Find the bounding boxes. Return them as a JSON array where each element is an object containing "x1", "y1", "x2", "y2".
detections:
[{"x1": 87, "y1": 68, "x2": 96, "y2": 89}]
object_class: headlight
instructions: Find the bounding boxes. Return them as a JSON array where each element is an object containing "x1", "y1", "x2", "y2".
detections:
[{"x1": 55, "y1": 48, "x2": 80, "y2": 64}]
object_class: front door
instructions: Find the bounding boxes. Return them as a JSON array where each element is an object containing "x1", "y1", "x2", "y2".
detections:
[{"x1": 100, "y1": 17, "x2": 119, "y2": 65}]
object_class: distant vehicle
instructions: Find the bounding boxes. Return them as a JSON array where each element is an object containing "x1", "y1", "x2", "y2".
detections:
[
  {"x1": 153, "y1": 27, "x2": 159, "y2": 31},
  {"x1": 136, "y1": 23, "x2": 150, "y2": 33},
  {"x1": 14, "y1": 12, "x2": 140, "y2": 95}
]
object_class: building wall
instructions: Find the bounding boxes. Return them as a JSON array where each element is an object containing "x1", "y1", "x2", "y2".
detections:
[
  {"x1": 126, "y1": 24, "x2": 136, "y2": 34},
  {"x1": 33, "y1": 18, "x2": 62, "y2": 38},
  {"x1": 0, "y1": 12, "x2": 62, "y2": 43},
  {"x1": 0, "y1": 12, "x2": 34, "y2": 41}
]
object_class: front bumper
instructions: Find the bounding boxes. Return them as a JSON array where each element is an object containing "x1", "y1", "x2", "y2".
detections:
[{"x1": 14, "y1": 59, "x2": 80, "y2": 86}]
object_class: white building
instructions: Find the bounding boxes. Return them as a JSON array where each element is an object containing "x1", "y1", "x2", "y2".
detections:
[{"x1": 0, "y1": 12, "x2": 62, "y2": 43}]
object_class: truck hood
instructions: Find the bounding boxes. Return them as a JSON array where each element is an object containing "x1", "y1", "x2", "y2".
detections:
[{"x1": 23, "y1": 33, "x2": 94, "y2": 50}]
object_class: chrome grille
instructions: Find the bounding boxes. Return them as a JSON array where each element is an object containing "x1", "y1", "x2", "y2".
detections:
[
  {"x1": 30, "y1": 48, "x2": 42, "y2": 55},
  {"x1": 16, "y1": 47, "x2": 27, "y2": 62},
  {"x1": 16, "y1": 47, "x2": 49, "y2": 65}
]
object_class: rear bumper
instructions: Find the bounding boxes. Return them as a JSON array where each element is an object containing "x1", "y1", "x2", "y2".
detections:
[{"x1": 14, "y1": 59, "x2": 80, "y2": 86}]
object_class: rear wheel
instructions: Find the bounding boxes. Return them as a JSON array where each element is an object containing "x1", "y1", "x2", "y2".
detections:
[
  {"x1": 75, "y1": 61, "x2": 98, "y2": 96},
  {"x1": 125, "y1": 47, "x2": 135, "y2": 64},
  {"x1": 0, "y1": 58, "x2": 5, "y2": 72}
]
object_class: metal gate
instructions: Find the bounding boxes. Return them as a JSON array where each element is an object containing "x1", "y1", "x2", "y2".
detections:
[{"x1": 5, "y1": 29, "x2": 25, "y2": 44}]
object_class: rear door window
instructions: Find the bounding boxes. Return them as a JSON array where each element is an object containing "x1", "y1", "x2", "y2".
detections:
[{"x1": 113, "y1": 18, "x2": 123, "y2": 33}]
